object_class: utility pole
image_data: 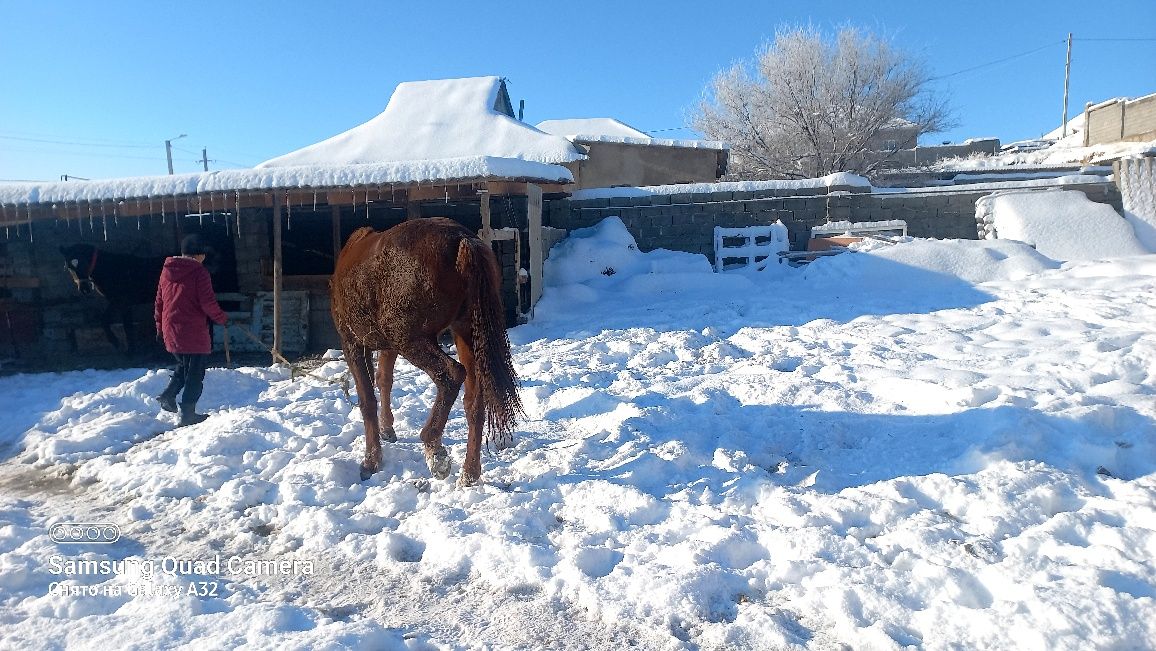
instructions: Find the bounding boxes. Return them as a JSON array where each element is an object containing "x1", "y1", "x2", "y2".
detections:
[
  {"x1": 165, "y1": 133, "x2": 187, "y2": 175},
  {"x1": 201, "y1": 148, "x2": 210, "y2": 172},
  {"x1": 1062, "y1": 33, "x2": 1072, "y2": 138}
]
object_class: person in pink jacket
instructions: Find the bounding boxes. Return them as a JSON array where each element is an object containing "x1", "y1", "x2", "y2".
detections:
[{"x1": 154, "y1": 235, "x2": 228, "y2": 426}]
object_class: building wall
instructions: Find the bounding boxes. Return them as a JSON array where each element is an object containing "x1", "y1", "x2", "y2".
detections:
[
  {"x1": 545, "y1": 180, "x2": 1121, "y2": 263},
  {"x1": 1085, "y1": 95, "x2": 1156, "y2": 146},
  {"x1": 880, "y1": 139, "x2": 1002, "y2": 169},
  {"x1": 566, "y1": 142, "x2": 724, "y2": 189}
]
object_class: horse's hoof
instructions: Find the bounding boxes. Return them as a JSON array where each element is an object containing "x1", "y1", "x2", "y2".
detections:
[
  {"x1": 382, "y1": 427, "x2": 397, "y2": 443},
  {"x1": 457, "y1": 473, "x2": 481, "y2": 488},
  {"x1": 425, "y1": 447, "x2": 451, "y2": 480},
  {"x1": 359, "y1": 463, "x2": 377, "y2": 481}
]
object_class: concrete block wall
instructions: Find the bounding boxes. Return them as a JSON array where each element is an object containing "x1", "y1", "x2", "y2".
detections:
[
  {"x1": 546, "y1": 180, "x2": 1122, "y2": 264},
  {"x1": 1086, "y1": 95, "x2": 1156, "y2": 146}
]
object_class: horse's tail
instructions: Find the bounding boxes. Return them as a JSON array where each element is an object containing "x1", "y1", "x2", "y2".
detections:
[{"x1": 456, "y1": 236, "x2": 524, "y2": 449}]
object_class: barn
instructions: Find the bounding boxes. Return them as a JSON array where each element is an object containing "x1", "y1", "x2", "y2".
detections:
[{"x1": 0, "y1": 76, "x2": 582, "y2": 370}]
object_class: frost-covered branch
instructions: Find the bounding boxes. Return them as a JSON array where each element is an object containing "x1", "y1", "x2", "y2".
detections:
[{"x1": 692, "y1": 25, "x2": 955, "y2": 180}]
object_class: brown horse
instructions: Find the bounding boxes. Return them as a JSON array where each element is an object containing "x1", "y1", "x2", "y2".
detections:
[{"x1": 330, "y1": 217, "x2": 523, "y2": 486}]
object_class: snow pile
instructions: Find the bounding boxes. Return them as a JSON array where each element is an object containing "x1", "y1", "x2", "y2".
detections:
[
  {"x1": 805, "y1": 238, "x2": 1059, "y2": 286},
  {"x1": 978, "y1": 189, "x2": 1152, "y2": 260},
  {"x1": 540, "y1": 216, "x2": 723, "y2": 307},
  {"x1": 1118, "y1": 156, "x2": 1156, "y2": 252},
  {"x1": 259, "y1": 76, "x2": 584, "y2": 168}
]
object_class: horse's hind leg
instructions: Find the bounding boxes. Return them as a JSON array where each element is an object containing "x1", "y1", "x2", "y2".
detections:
[
  {"x1": 375, "y1": 349, "x2": 398, "y2": 443},
  {"x1": 345, "y1": 343, "x2": 383, "y2": 480},
  {"x1": 401, "y1": 338, "x2": 465, "y2": 480},
  {"x1": 451, "y1": 323, "x2": 485, "y2": 487}
]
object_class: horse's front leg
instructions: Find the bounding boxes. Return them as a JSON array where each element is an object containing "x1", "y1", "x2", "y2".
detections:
[
  {"x1": 375, "y1": 350, "x2": 398, "y2": 443},
  {"x1": 403, "y1": 340, "x2": 465, "y2": 481},
  {"x1": 345, "y1": 344, "x2": 382, "y2": 480}
]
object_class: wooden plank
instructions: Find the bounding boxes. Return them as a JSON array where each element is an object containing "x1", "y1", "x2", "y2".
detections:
[
  {"x1": 526, "y1": 183, "x2": 544, "y2": 309},
  {"x1": 485, "y1": 181, "x2": 527, "y2": 196},
  {"x1": 0, "y1": 276, "x2": 40, "y2": 288},
  {"x1": 272, "y1": 191, "x2": 283, "y2": 361},
  {"x1": 484, "y1": 181, "x2": 570, "y2": 197},
  {"x1": 479, "y1": 187, "x2": 492, "y2": 244},
  {"x1": 331, "y1": 205, "x2": 342, "y2": 262}
]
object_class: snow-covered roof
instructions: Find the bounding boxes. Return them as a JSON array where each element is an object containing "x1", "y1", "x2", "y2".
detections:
[
  {"x1": 259, "y1": 76, "x2": 585, "y2": 168},
  {"x1": 0, "y1": 157, "x2": 575, "y2": 209},
  {"x1": 884, "y1": 117, "x2": 919, "y2": 130},
  {"x1": 536, "y1": 118, "x2": 650, "y2": 140},
  {"x1": 535, "y1": 118, "x2": 727, "y2": 151}
]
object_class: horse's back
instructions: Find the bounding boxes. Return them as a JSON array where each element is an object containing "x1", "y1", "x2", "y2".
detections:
[
  {"x1": 331, "y1": 218, "x2": 479, "y2": 346},
  {"x1": 335, "y1": 219, "x2": 473, "y2": 272}
]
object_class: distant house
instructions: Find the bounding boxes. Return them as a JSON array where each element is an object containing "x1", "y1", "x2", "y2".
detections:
[
  {"x1": 535, "y1": 118, "x2": 728, "y2": 189},
  {"x1": 869, "y1": 118, "x2": 920, "y2": 154}
]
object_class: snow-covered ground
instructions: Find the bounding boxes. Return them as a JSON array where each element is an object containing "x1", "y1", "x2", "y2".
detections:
[{"x1": 1, "y1": 203, "x2": 1155, "y2": 649}]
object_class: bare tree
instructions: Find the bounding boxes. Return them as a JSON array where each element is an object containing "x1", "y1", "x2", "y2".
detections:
[{"x1": 693, "y1": 25, "x2": 954, "y2": 180}]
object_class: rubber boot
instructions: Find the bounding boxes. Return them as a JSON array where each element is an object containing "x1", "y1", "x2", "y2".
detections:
[
  {"x1": 178, "y1": 404, "x2": 209, "y2": 427},
  {"x1": 156, "y1": 390, "x2": 179, "y2": 413}
]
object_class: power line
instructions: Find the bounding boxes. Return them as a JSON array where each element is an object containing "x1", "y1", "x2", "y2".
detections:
[
  {"x1": 0, "y1": 134, "x2": 157, "y2": 149},
  {"x1": 0, "y1": 129, "x2": 157, "y2": 147},
  {"x1": 929, "y1": 36, "x2": 1156, "y2": 82},
  {"x1": 930, "y1": 40, "x2": 1065, "y2": 81},
  {"x1": 0, "y1": 144, "x2": 194, "y2": 162}
]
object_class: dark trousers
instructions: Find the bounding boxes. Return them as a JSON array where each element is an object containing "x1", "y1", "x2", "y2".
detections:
[{"x1": 161, "y1": 353, "x2": 208, "y2": 407}]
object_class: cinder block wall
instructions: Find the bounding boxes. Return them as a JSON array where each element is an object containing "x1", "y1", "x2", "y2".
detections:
[{"x1": 546, "y1": 181, "x2": 1122, "y2": 264}]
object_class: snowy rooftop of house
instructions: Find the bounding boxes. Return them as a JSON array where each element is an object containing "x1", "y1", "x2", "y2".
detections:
[
  {"x1": 259, "y1": 76, "x2": 585, "y2": 168},
  {"x1": 536, "y1": 118, "x2": 651, "y2": 140},
  {"x1": 536, "y1": 118, "x2": 727, "y2": 151},
  {"x1": 0, "y1": 157, "x2": 576, "y2": 210}
]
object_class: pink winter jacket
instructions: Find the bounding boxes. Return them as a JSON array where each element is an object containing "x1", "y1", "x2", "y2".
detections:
[{"x1": 154, "y1": 256, "x2": 228, "y2": 354}]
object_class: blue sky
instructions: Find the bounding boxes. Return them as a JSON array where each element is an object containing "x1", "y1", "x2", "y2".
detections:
[{"x1": 1, "y1": 0, "x2": 1153, "y2": 181}]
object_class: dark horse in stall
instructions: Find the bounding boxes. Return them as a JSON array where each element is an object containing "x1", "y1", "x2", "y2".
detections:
[
  {"x1": 59, "y1": 243, "x2": 166, "y2": 352},
  {"x1": 330, "y1": 217, "x2": 523, "y2": 486}
]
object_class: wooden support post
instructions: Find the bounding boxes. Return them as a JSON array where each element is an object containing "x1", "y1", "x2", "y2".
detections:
[
  {"x1": 331, "y1": 204, "x2": 342, "y2": 265},
  {"x1": 272, "y1": 191, "x2": 283, "y2": 363},
  {"x1": 479, "y1": 184, "x2": 492, "y2": 244},
  {"x1": 526, "y1": 183, "x2": 544, "y2": 311}
]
